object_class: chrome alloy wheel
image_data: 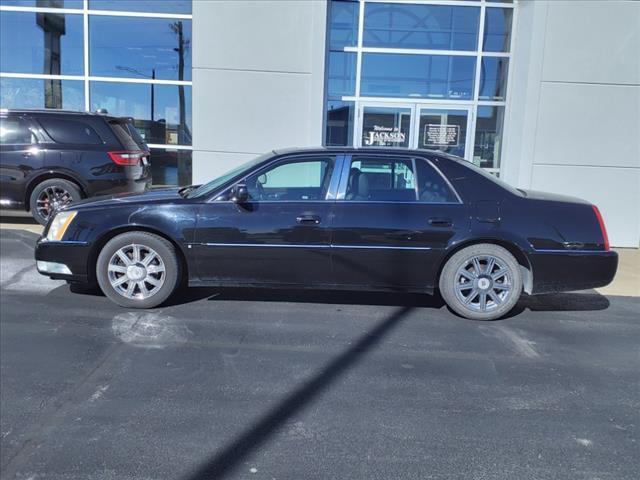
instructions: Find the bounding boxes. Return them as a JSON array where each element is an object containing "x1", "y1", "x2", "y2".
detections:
[
  {"x1": 107, "y1": 244, "x2": 166, "y2": 300},
  {"x1": 454, "y1": 255, "x2": 513, "y2": 313},
  {"x1": 36, "y1": 186, "x2": 73, "y2": 219}
]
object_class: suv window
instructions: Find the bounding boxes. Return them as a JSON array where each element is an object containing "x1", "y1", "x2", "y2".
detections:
[
  {"x1": 0, "y1": 117, "x2": 36, "y2": 145},
  {"x1": 244, "y1": 156, "x2": 335, "y2": 201},
  {"x1": 415, "y1": 158, "x2": 459, "y2": 203},
  {"x1": 346, "y1": 156, "x2": 416, "y2": 202},
  {"x1": 38, "y1": 118, "x2": 103, "y2": 145},
  {"x1": 108, "y1": 120, "x2": 146, "y2": 150}
]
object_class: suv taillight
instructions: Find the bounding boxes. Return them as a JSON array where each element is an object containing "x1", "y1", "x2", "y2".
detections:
[
  {"x1": 108, "y1": 150, "x2": 147, "y2": 166},
  {"x1": 592, "y1": 205, "x2": 610, "y2": 251}
]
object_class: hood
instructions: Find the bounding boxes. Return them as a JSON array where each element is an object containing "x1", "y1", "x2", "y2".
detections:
[
  {"x1": 65, "y1": 187, "x2": 183, "y2": 211},
  {"x1": 520, "y1": 189, "x2": 591, "y2": 206}
]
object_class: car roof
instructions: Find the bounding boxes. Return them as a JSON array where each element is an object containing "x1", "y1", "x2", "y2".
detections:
[
  {"x1": 272, "y1": 145, "x2": 452, "y2": 159},
  {"x1": 0, "y1": 108, "x2": 124, "y2": 120}
]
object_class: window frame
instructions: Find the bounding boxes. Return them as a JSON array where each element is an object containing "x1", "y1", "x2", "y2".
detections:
[{"x1": 335, "y1": 152, "x2": 462, "y2": 205}]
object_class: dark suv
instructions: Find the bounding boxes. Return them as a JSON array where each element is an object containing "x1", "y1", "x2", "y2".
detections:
[{"x1": 0, "y1": 109, "x2": 151, "y2": 224}]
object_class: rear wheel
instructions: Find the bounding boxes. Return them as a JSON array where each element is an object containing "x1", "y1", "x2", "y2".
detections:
[
  {"x1": 96, "y1": 231, "x2": 180, "y2": 308},
  {"x1": 29, "y1": 178, "x2": 82, "y2": 225},
  {"x1": 439, "y1": 244, "x2": 522, "y2": 321}
]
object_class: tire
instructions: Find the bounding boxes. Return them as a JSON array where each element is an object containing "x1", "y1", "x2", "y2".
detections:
[
  {"x1": 29, "y1": 178, "x2": 82, "y2": 225},
  {"x1": 439, "y1": 243, "x2": 523, "y2": 321},
  {"x1": 96, "y1": 231, "x2": 180, "y2": 308}
]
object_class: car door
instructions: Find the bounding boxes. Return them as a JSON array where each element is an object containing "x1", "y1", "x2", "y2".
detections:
[
  {"x1": 330, "y1": 153, "x2": 469, "y2": 291},
  {"x1": 0, "y1": 115, "x2": 43, "y2": 209},
  {"x1": 192, "y1": 154, "x2": 340, "y2": 285}
]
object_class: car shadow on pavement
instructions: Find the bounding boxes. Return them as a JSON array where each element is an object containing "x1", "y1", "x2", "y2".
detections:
[{"x1": 180, "y1": 306, "x2": 413, "y2": 480}]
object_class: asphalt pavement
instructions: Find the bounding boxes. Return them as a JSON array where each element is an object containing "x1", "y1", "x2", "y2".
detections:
[{"x1": 1, "y1": 228, "x2": 638, "y2": 480}]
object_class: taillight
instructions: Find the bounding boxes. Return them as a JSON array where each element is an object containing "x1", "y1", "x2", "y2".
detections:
[
  {"x1": 108, "y1": 150, "x2": 147, "y2": 166},
  {"x1": 592, "y1": 205, "x2": 610, "y2": 251}
]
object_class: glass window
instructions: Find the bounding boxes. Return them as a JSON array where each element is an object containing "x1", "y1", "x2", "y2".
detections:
[
  {"x1": 0, "y1": 1, "x2": 83, "y2": 8},
  {"x1": 89, "y1": 0, "x2": 192, "y2": 14},
  {"x1": 89, "y1": 16, "x2": 191, "y2": 81},
  {"x1": 479, "y1": 57, "x2": 509, "y2": 101},
  {"x1": 327, "y1": 51, "x2": 356, "y2": 98},
  {"x1": 346, "y1": 157, "x2": 417, "y2": 202},
  {"x1": 418, "y1": 108, "x2": 468, "y2": 158},
  {"x1": 361, "y1": 106, "x2": 411, "y2": 148},
  {"x1": 0, "y1": 11, "x2": 84, "y2": 75},
  {"x1": 244, "y1": 157, "x2": 336, "y2": 202},
  {"x1": 37, "y1": 118, "x2": 103, "y2": 145},
  {"x1": 415, "y1": 159, "x2": 458, "y2": 203},
  {"x1": 0, "y1": 77, "x2": 84, "y2": 110},
  {"x1": 90, "y1": 81, "x2": 192, "y2": 145},
  {"x1": 363, "y1": 3, "x2": 480, "y2": 51},
  {"x1": 149, "y1": 148, "x2": 192, "y2": 186},
  {"x1": 329, "y1": 0, "x2": 359, "y2": 50},
  {"x1": 325, "y1": 100, "x2": 354, "y2": 146},
  {"x1": 361, "y1": 53, "x2": 475, "y2": 100},
  {"x1": 483, "y1": 8, "x2": 512, "y2": 52},
  {"x1": 473, "y1": 106, "x2": 505, "y2": 169},
  {"x1": 0, "y1": 117, "x2": 36, "y2": 145}
]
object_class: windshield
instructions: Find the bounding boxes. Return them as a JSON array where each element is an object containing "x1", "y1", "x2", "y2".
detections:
[{"x1": 186, "y1": 153, "x2": 272, "y2": 199}]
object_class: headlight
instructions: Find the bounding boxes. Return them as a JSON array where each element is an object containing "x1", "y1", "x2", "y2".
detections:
[{"x1": 46, "y1": 211, "x2": 78, "y2": 241}]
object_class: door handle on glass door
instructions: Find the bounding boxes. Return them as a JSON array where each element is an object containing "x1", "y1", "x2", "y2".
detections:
[
  {"x1": 296, "y1": 215, "x2": 321, "y2": 225},
  {"x1": 428, "y1": 218, "x2": 453, "y2": 227}
]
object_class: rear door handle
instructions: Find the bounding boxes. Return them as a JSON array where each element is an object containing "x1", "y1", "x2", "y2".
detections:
[
  {"x1": 428, "y1": 217, "x2": 452, "y2": 227},
  {"x1": 296, "y1": 215, "x2": 321, "y2": 225}
]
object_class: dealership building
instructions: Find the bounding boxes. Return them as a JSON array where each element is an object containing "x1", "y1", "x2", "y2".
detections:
[{"x1": 1, "y1": 0, "x2": 638, "y2": 247}]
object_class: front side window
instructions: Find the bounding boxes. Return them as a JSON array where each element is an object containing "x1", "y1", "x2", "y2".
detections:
[
  {"x1": 346, "y1": 157, "x2": 416, "y2": 202},
  {"x1": 0, "y1": 117, "x2": 36, "y2": 145},
  {"x1": 244, "y1": 157, "x2": 336, "y2": 202}
]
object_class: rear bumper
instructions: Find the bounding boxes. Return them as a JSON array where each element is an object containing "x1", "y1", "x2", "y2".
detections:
[
  {"x1": 35, "y1": 239, "x2": 91, "y2": 283},
  {"x1": 529, "y1": 250, "x2": 618, "y2": 294}
]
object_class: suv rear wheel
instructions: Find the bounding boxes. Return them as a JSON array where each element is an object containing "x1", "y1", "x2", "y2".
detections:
[
  {"x1": 439, "y1": 244, "x2": 523, "y2": 321},
  {"x1": 29, "y1": 178, "x2": 82, "y2": 225}
]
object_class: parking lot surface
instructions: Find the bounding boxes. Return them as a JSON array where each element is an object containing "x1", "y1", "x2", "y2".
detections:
[{"x1": 1, "y1": 228, "x2": 639, "y2": 480}]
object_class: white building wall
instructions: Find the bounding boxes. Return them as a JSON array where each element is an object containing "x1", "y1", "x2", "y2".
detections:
[
  {"x1": 191, "y1": 0, "x2": 327, "y2": 182},
  {"x1": 502, "y1": 0, "x2": 640, "y2": 247}
]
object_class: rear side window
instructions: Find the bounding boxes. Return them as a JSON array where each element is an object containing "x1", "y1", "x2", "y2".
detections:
[
  {"x1": 0, "y1": 117, "x2": 36, "y2": 145},
  {"x1": 38, "y1": 118, "x2": 103, "y2": 145},
  {"x1": 108, "y1": 120, "x2": 147, "y2": 150},
  {"x1": 415, "y1": 159, "x2": 459, "y2": 203},
  {"x1": 346, "y1": 156, "x2": 417, "y2": 202}
]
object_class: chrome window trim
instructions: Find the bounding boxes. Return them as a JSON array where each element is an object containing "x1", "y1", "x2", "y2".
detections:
[{"x1": 194, "y1": 242, "x2": 432, "y2": 251}]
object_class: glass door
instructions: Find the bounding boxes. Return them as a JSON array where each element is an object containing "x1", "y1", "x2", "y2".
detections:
[
  {"x1": 356, "y1": 104, "x2": 413, "y2": 148},
  {"x1": 414, "y1": 106, "x2": 472, "y2": 160}
]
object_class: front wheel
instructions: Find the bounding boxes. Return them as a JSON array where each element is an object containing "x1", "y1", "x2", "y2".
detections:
[
  {"x1": 439, "y1": 244, "x2": 522, "y2": 321},
  {"x1": 96, "y1": 231, "x2": 180, "y2": 308}
]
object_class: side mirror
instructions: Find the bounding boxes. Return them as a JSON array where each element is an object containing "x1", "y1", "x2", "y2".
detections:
[{"x1": 229, "y1": 183, "x2": 249, "y2": 203}]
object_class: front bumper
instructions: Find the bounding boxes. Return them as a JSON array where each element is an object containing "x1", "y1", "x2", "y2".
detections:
[
  {"x1": 35, "y1": 239, "x2": 91, "y2": 283},
  {"x1": 529, "y1": 249, "x2": 618, "y2": 294}
]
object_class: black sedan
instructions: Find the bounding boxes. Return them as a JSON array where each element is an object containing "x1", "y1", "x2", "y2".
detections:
[{"x1": 35, "y1": 148, "x2": 617, "y2": 321}]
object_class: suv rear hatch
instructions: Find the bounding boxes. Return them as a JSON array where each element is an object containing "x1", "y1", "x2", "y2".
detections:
[{"x1": 107, "y1": 118, "x2": 150, "y2": 167}]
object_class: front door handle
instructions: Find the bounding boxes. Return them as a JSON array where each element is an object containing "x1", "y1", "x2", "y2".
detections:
[
  {"x1": 428, "y1": 217, "x2": 452, "y2": 227},
  {"x1": 296, "y1": 215, "x2": 321, "y2": 225}
]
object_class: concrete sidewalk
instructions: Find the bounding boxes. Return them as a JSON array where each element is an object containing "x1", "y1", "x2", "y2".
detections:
[{"x1": 1, "y1": 216, "x2": 637, "y2": 297}]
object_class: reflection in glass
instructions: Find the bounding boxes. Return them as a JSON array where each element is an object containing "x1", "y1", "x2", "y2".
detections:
[
  {"x1": 479, "y1": 57, "x2": 509, "y2": 101},
  {"x1": 89, "y1": 0, "x2": 192, "y2": 15},
  {"x1": 361, "y1": 106, "x2": 411, "y2": 148},
  {"x1": 149, "y1": 148, "x2": 192, "y2": 186},
  {"x1": 0, "y1": 77, "x2": 84, "y2": 110},
  {"x1": 90, "y1": 82, "x2": 192, "y2": 145},
  {"x1": 483, "y1": 8, "x2": 513, "y2": 52},
  {"x1": 361, "y1": 53, "x2": 475, "y2": 100},
  {"x1": 0, "y1": 1, "x2": 83, "y2": 7},
  {"x1": 90, "y1": 16, "x2": 191, "y2": 81},
  {"x1": 328, "y1": 0, "x2": 359, "y2": 50},
  {"x1": 325, "y1": 100, "x2": 354, "y2": 146},
  {"x1": 364, "y1": 3, "x2": 479, "y2": 51},
  {"x1": 0, "y1": 11, "x2": 83, "y2": 75},
  {"x1": 327, "y1": 51, "x2": 356, "y2": 98},
  {"x1": 473, "y1": 106, "x2": 505, "y2": 169},
  {"x1": 418, "y1": 108, "x2": 467, "y2": 158}
]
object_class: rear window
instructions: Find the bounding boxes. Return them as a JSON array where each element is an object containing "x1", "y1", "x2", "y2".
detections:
[
  {"x1": 108, "y1": 120, "x2": 147, "y2": 150},
  {"x1": 38, "y1": 118, "x2": 103, "y2": 145}
]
